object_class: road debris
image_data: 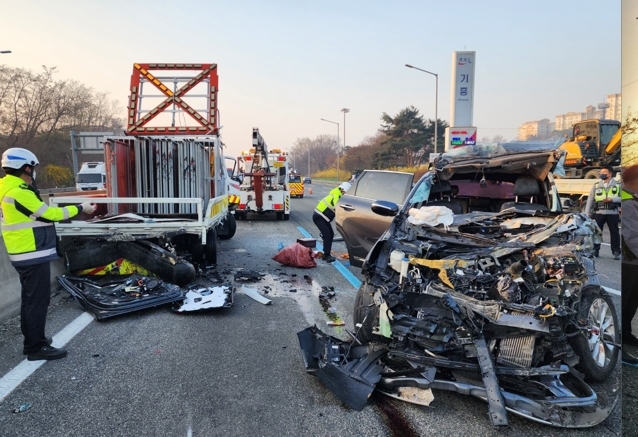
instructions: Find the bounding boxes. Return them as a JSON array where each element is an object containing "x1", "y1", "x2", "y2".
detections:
[
  {"x1": 242, "y1": 286, "x2": 272, "y2": 305},
  {"x1": 234, "y1": 270, "x2": 265, "y2": 282},
  {"x1": 12, "y1": 403, "x2": 31, "y2": 413},
  {"x1": 174, "y1": 286, "x2": 233, "y2": 312}
]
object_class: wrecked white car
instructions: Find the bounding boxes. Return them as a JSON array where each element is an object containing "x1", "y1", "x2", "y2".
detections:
[{"x1": 298, "y1": 141, "x2": 618, "y2": 428}]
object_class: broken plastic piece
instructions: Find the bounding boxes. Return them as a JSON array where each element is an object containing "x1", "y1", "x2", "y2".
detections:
[
  {"x1": 13, "y1": 403, "x2": 31, "y2": 413},
  {"x1": 242, "y1": 286, "x2": 272, "y2": 305},
  {"x1": 175, "y1": 286, "x2": 233, "y2": 312}
]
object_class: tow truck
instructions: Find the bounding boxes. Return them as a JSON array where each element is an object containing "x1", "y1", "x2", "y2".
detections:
[
  {"x1": 288, "y1": 172, "x2": 305, "y2": 198},
  {"x1": 235, "y1": 128, "x2": 291, "y2": 221}
]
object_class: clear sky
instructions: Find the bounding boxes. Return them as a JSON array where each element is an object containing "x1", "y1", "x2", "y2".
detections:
[{"x1": 2, "y1": 0, "x2": 620, "y2": 159}]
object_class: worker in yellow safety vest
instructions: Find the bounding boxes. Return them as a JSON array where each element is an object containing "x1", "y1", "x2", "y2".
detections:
[
  {"x1": 312, "y1": 182, "x2": 351, "y2": 263},
  {"x1": 584, "y1": 166, "x2": 621, "y2": 259},
  {"x1": 0, "y1": 148, "x2": 96, "y2": 361}
]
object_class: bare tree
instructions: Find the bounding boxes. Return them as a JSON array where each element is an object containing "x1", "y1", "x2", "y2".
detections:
[{"x1": 0, "y1": 65, "x2": 124, "y2": 187}]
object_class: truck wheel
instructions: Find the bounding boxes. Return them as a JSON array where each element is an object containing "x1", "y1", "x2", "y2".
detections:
[
  {"x1": 218, "y1": 212, "x2": 236, "y2": 240},
  {"x1": 570, "y1": 288, "x2": 619, "y2": 382},
  {"x1": 206, "y1": 228, "x2": 218, "y2": 265},
  {"x1": 584, "y1": 169, "x2": 600, "y2": 179},
  {"x1": 284, "y1": 213, "x2": 290, "y2": 221},
  {"x1": 276, "y1": 212, "x2": 283, "y2": 220},
  {"x1": 353, "y1": 280, "x2": 379, "y2": 344}
]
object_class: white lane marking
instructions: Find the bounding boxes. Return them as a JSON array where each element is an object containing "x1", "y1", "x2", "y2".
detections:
[
  {"x1": 606, "y1": 287, "x2": 620, "y2": 296},
  {"x1": 0, "y1": 312, "x2": 94, "y2": 402}
]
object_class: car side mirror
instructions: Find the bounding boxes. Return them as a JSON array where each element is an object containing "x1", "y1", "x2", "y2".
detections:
[{"x1": 371, "y1": 200, "x2": 399, "y2": 217}]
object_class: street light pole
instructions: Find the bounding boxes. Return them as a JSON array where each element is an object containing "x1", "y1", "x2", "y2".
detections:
[
  {"x1": 341, "y1": 108, "x2": 350, "y2": 156},
  {"x1": 405, "y1": 64, "x2": 439, "y2": 154},
  {"x1": 320, "y1": 118, "x2": 340, "y2": 181}
]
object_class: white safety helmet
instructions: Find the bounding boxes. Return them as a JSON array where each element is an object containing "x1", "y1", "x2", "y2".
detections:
[
  {"x1": 339, "y1": 182, "x2": 351, "y2": 193},
  {"x1": 2, "y1": 148, "x2": 39, "y2": 170}
]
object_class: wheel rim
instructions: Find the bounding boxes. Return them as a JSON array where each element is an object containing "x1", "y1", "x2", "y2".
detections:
[{"x1": 587, "y1": 297, "x2": 616, "y2": 368}]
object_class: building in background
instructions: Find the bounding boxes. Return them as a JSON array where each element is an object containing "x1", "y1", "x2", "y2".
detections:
[
  {"x1": 518, "y1": 119, "x2": 553, "y2": 141},
  {"x1": 518, "y1": 93, "x2": 621, "y2": 140}
]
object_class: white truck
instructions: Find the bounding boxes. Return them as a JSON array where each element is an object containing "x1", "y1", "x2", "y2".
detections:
[
  {"x1": 49, "y1": 63, "x2": 234, "y2": 285},
  {"x1": 76, "y1": 162, "x2": 106, "y2": 191},
  {"x1": 235, "y1": 128, "x2": 291, "y2": 221}
]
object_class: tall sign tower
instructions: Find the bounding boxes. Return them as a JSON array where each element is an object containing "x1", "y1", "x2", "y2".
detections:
[{"x1": 445, "y1": 51, "x2": 477, "y2": 150}]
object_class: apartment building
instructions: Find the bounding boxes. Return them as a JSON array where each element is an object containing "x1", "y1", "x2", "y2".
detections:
[
  {"x1": 517, "y1": 118, "x2": 553, "y2": 141},
  {"x1": 519, "y1": 93, "x2": 620, "y2": 140}
]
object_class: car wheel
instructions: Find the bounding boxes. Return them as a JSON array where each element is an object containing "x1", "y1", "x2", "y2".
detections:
[
  {"x1": 218, "y1": 212, "x2": 236, "y2": 240},
  {"x1": 571, "y1": 289, "x2": 619, "y2": 382},
  {"x1": 284, "y1": 213, "x2": 290, "y2": 221},
  {"x1": 353, "y1": 280, "x2": 379, "y2": 344}
]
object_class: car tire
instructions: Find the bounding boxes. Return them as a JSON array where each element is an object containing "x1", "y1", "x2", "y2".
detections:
[
  {"x1": 218, "y1": 212, "x2": 236, "y2": 240},
  {"x1": 570, "y1": 288, "x2": 619, "y2": 382},
  {"x1": 353, "y1": 280, "x2": 379, "y2": 344},
  {"x1": 284, "y1": 213, "x2": 290, "y2": 221}
]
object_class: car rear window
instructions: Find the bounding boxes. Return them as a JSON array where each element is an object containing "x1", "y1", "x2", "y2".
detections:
[
  {"x1": 289, "y1": 175, "x2": 301, "y2": 182},
  {"x1": 353, "y1": 172, "x2": 411, "y2": 204}
]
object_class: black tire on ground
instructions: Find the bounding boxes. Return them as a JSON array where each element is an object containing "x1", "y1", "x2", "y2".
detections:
[
  {"x1": 570, "y1": 288, "x2": 619, "y2": 382},
  {"x1": 300, "y1": 195, "x2": 304, "y2": 198},
  {"x1": 284, "y1": 213, "x2": 290, "y2": 221},
  {"x1": 353, "y1": 280, "x2": 379, "y2": 344},
  {"x1": 276, "y1": 212, "x2": 284, "y2": 220},
  {"x1": 206, "y1": 228, "x2": 217, "y2": 265},
  {"x1": 584, "y1": 169, "x2": 600, "y2": 179},
  {"x1": 218, "y1": 212, "x2": 236, "y2": 240}
]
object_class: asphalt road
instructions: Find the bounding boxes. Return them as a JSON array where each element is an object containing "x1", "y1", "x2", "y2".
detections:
[{"x1": 0, "y1": 181, "x2": 623, "y2": 436}]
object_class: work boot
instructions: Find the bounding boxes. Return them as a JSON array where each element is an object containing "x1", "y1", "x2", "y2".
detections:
[
  {"x1": 27, "y1": 345, "x2": 68, "y2": 361},
  {"x1": 23, "y1": 337, "x2": 52, "y2": 355},
  {"x1": 613, "y1": 252, "x2": 621, "y2": 260},
  {"x1": 623, "y1": 350, "x2": 638, "y2": 366},
  {"x1": 593, "y1": 250, "x2": 599, "y2": 258},
  {"x1": 322, "y1": 255, "x2": 336, "y2": 263}
]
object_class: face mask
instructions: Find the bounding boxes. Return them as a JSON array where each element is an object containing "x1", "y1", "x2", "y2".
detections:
[{"x1": 600, "y1": 174, "x2": 609, "y2": 180}]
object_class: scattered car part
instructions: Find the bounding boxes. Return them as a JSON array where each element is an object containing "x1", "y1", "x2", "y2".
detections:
[
  {"x1": 242, "y1": 286, "x2": 272, "y2": 305},
  {"x1": 174, "y1": 286, "x2": 233, "y2": 311},
  {"x1": 58, "y1": 275, "x2": 184, "y2": 320}
]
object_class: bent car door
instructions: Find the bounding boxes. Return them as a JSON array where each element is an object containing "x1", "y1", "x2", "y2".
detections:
[{"x1": 336, "y1": 170, "x2": 413, "y2": 265}]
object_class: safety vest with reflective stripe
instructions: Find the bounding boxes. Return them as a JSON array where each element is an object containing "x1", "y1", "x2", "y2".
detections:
[
  {"x1": 314, "y1": 187, "x2": 343, "y2": 222},
  {"x1": 0, "y1": 174, "x2": 81, "y2": 267},
  {"x1": 593, "y1": 180, "x2": 620, "y2": 210}
]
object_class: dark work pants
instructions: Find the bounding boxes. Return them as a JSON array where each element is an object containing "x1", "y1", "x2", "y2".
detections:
[
  {"x1": 623, "y1": 261, "x2": 638, "y2": 339},
  {"x1": 594, "y1": 213, "x2": 620, "y2": 254},
  {"x1": 15, "y1": 262, "x2": 51, "y2": 354},
  {"x1": 313, "y1": 213, "x2": 334, "y2": 257}
]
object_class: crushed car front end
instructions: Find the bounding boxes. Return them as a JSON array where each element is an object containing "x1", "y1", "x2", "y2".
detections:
[{"x1": 298, "y1": 141, "x2": 619, "y2": 428}]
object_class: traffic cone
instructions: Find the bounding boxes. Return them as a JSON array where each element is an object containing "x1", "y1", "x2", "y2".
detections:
[{"x1": 308, "y1": 186, "x2": 313, "y2": 195}]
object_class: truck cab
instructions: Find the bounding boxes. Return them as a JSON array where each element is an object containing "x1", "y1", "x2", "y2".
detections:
[{"x1": 76, "y1": 162, "x2": 106, "y2": 191}]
